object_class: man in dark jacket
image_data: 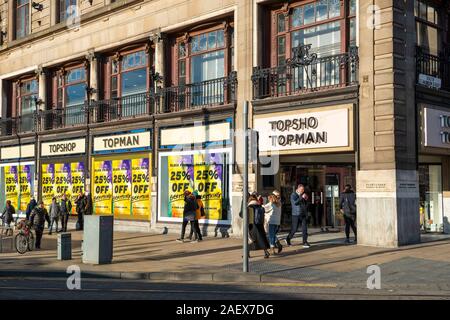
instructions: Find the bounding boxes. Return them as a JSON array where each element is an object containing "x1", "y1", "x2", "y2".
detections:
[
  {"x1": 340, "y1": 184, "x2": 357, "y2": 244},
  {"x1": 60, "y1": 194, "x2": 72, "y2": 232},
  {"x1": 285, "y1": 184, "x2": 311, "y2": 248},
  {"x1": 84, "y1": 192, "x2": 93, "y2": 216},
  {"x1": 75, "y1": 192, "x2": 86, "y2": 231},
  {"x1": 25, "y1": 197, "x2": 37, "y2": 221},
  {"x1": 30, "y1": 201, "x2": 48, "y2": 249},
  {"x1": 1, "y1": 200, "x2": 15, "y2": 235},
  {"x1": 177, "y1": 190, "x2": 198, "y2": 243}
]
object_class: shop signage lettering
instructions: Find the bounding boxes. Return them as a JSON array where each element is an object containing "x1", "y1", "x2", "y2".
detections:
[
  {"x1": 94, "y1": 131, "x2": 151, "y2": 153},
  {"x1": 41, "y1": 138, "x2": 86, "y2": 156},
  {"x1": 254, "y1": 107, "x2": 350, "y2": 152},
  {"x1": 102, "y1": 136, "x2": 139, "y2": 149},
  {"x1": 424, "y1": 108, "x2": 450, "y2": 148}
]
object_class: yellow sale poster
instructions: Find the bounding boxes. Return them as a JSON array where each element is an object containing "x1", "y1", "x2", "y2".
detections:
[
  {"x1": 19, "y1": 165, "x2": 33, "y2": 211},
  {"x1": 112, "y1": 159, "x2": 132, "y2": 215},
  {"x1": 70, "y1": 162, "x2": 85, "y2": 214},
  {"x1": 54, "y1": 163, "x2": 71, "y2": 201},
  {"x1": 168, "y1": 155, "x2": 194, "y2": 218},
  {"x1": 93, "y1": 160, "x2": 113, "y2": 215},
  {"x1": 131, "y1": 157, "x2": 150, "y2": 217},
  {"x1": 193, "y1": 153, "x2": 223, "y2": 220},
  {"x1": 41, "y1": 164, "x2": 55, "y2": 207},
  {"x1": 4, "y1": 166, "x2": 19, "y2": 209}
]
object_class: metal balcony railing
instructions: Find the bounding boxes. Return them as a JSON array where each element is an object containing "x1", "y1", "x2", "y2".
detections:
[
  {"x1": 416, "y1": 46, "x2": 450, "y2": 91},
  {"x1": 252, "y1": 46, "x2": 359, "y2": 100},
  {"x1": 90, "y1": 91, "x2": 155, "y2": 123},
  {"x1": 39, "y1": 103, "x2": 88, "y2": 131},
  {"x1": 158, "y1": 72, "x2": 237, "y2": 113},
  {"x1": 0, "y1": 114, "x2": 37, "y2": 136}
]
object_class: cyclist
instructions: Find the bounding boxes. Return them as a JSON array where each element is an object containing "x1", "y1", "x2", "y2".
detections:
[{"x1": 30, "y1": 201, "x2": 48, "y2": 249}]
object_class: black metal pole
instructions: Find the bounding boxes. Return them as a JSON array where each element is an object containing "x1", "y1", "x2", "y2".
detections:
[{"x1": 243, "y1": 101, "x2": 249, "y2": 273}]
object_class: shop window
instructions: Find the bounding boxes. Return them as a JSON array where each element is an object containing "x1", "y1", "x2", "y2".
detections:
[
  {"x1": 419, "y1": 164, "x2": 444, "y2": 232},
  {"x1": 15, "y1": 0, "x2": 30, "y2": 39},
  {"x1": 16, "y1": 78, "x2": 38, "y2": 132},
  {"x1": 415, "y1": 0, "x2": 441, "y2": 56},
  {"x1": 0, "y1": 163, "x2": 35, "y2": 214},
  {"x1": 159, "y1": 149, "x2": 231, "y2": 222}
]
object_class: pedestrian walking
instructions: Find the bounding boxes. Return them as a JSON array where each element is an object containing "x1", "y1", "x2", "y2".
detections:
[
  {"x1": 176, "y1": 190, "x2": 199, "y2": 243},
  {"x1": 264, "y1": 192, "x2": 283, "y2": 255},
  {"x1": 25, "y1": 197, "x2": 37, "y2": 221},
  {"x1": 248, "y1": 194, "x2": 270, "y2": 259},
  {"x1": 1, "y1": 200, "x2": 15, "y2": 235},
  {"x1": 60, "y1": 194, "x2": 72, "y2": 232},
  {"x1": 340, "y1": 184, "x2": 357, "y2": 244},
  {"x1": 85, "y1": 192, "x2": 93, "y2": 216},
  {"x1": 189, "y1": 191, "x2": 204, "y2": 242},
  {"x1": 285, "y1": 184, "x2": 311, "y2": 248},
  {"x1": 75, "y1": 192, "x2": 86, "y2": 231},
  {"x1": 48, "y1": 197, "x2": 61, "y2": 235},
  {"x1": 30, "y1": 201, "x2": 48, "y2": 249}
]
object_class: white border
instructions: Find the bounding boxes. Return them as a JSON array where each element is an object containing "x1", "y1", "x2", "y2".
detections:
[
  {"x1": 0, "y1": 161, "x2": 35, "y2": 167},
  {"x1": 157, "y1": 147, "x2": 233, "y2": 225}
]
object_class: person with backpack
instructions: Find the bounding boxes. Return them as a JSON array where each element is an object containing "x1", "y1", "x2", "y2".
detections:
[
  {"x1": 248, "y1": 194, "x2": 270, "y2": 258},
  {"x1": 176, "y1": 190, "x2": 199, "y2": 243},
  {"x1": 25, "y1": 197, "x2": 37, "y2": 221},
  {"x1": 189, "y1": 191, "x2": 205, "y2": 242},
  {"x1": 1, "y1": 200, "x2": 15, "y2": 235},
  {"x1": 30, "y1": 201, "x2": 48, "y2": 249},
  {"x1": 60, "y1": 193, "x2": 72, "y2": 232},
  {"x1": 340, "y1": 184, "x2": 357, "y2": 244}
]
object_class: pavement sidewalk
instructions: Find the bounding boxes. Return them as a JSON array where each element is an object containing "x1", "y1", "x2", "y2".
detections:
[{"x1": 1, "y1": 226, "x2": 450, "y2": 292}]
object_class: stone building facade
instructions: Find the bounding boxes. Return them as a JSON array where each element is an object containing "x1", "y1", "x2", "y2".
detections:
[{"x1": 0, "y1": 0, "x2": 449, "y2": 247}]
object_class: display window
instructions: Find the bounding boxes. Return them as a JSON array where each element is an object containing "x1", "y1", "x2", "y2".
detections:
[
  {"x1": 0, "y1": 162, "x2": 35, "y2": 212},
  {"x1": 158, "y1": 148, "x2": 232, "y2": 223},
  {"x1": 41, "y1": 161, "x2": 85, "y2": 213},
  {"x1": 91, "y1": 153, "x2": 151, "y2": 220}
]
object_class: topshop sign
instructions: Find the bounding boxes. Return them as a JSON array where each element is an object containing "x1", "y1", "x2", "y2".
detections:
[{"x1": 254, "y1": 107, "x2": 350, "y2": 153}]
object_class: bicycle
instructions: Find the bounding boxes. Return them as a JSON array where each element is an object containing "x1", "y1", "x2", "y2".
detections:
[{"x1": 14, "y1": 219, "x2": 35, "y2": 254}]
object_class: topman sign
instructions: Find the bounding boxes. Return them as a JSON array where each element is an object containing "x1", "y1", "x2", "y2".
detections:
[
  {"x1": 423, "y1": 107, "x2": 450, "y2": 148},
  {"x1": 93, "y1": 131, "x2": 151, "y2": 153},
  {"x1": 254, "y1": 106, "x2": 352, "y2": 153}
]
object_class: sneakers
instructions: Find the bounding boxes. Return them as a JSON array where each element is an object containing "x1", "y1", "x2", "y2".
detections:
[
  {"x1": 302, "y1": 242, "x2": 311, "y2": 248},
  {"x1": 176, "y1": 238, "x2": 184, "y2": 243},
  {"x1": 190, "y1": 239, "x2": 198, "y2": 243},
  {"x1": 284, "y1": 238, "x2": 292, "y2": 246},
  {"x1": 344, "y1": 239, "x2": 351, "y2": 244}
]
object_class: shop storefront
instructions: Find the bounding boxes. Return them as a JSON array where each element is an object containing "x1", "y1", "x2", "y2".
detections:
[
  {"x1": 39, "y1": 138, "x2": 86, "y2": 213},
  {"x1": 254, "y1": 104, "x2": 355, "y2": 229},
  {"x1": 157, "y1": 121, "x2": 232, "y2": 225},
  {"x1": 0, "y1": 144, "x2": 36, "y2": 214},
  {"x1": 420, "y1": 105, "x2": 450, "y2": 233},
  {"x1": 91, "y1": 130, "x2": 152, "y2": 221}
]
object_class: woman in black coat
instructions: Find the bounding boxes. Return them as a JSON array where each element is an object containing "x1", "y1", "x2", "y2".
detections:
[{"x1": 247, "y1": 195, "x2": 270, "y2": 258}]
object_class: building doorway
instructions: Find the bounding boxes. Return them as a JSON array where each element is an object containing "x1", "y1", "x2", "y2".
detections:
[
  {"x1": 419, "y1": 164, "x2": 444, "y2": 233},
  {"x1": 279, "y1": 164, "x2": 355, "y2": 231}
]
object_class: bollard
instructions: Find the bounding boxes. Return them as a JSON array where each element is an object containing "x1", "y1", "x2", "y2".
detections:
[
  {"x1": 57, "y1": 233, "x2": 72, "y2": 260},
  {"x1": 82, "y1": 215, "x2": 113, "y2": 265}
]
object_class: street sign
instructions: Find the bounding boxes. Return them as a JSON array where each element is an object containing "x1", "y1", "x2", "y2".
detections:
[{"x1": 418, "y1": 74, "x2": 442, "y2": 90}]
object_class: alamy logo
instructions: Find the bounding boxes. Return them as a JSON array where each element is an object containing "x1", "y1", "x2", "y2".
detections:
[
  {"x1": 65, "y1": 5, "x2": 81, "y2": 30},
  {"x1": 66, "y1": 265, "x2": 81, "y2": 290},
  {"x1": 366, "y1": 265, "x2": 381, "y2": 290}
]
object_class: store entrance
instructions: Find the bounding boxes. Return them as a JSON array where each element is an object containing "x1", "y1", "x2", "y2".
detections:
[{"x1": 279, "y1": 164, "x2": 355, "y2": 230}]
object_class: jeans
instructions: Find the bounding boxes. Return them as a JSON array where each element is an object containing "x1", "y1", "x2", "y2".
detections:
[
  {"x1": 49, "y1": 218, "x2": 59, "y2": 233},
  {"x1": 35, "y1": 228, "x2": 43, "y2": 248},
  {"x1": 180, "y1": 219, "x2": 197, "y2": 240},
  {"x1": 344, "y1": 216, "x2": 357, "y2": 239},
  {"x1": 189, "y1": 220, "x2": 203, "y2": 240},
  {"x1": 268, "y1": 224, "x2": 279, "y2": 247},
  {"x1": 77, "y1": 212, "x2": 84, "y2": 230},
  {"x1": 61, "y1": 213, "x2": 69, "y2": 232},
  {"x1": 287, "y1": 215, "x2": 308, "y2": 243}
]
